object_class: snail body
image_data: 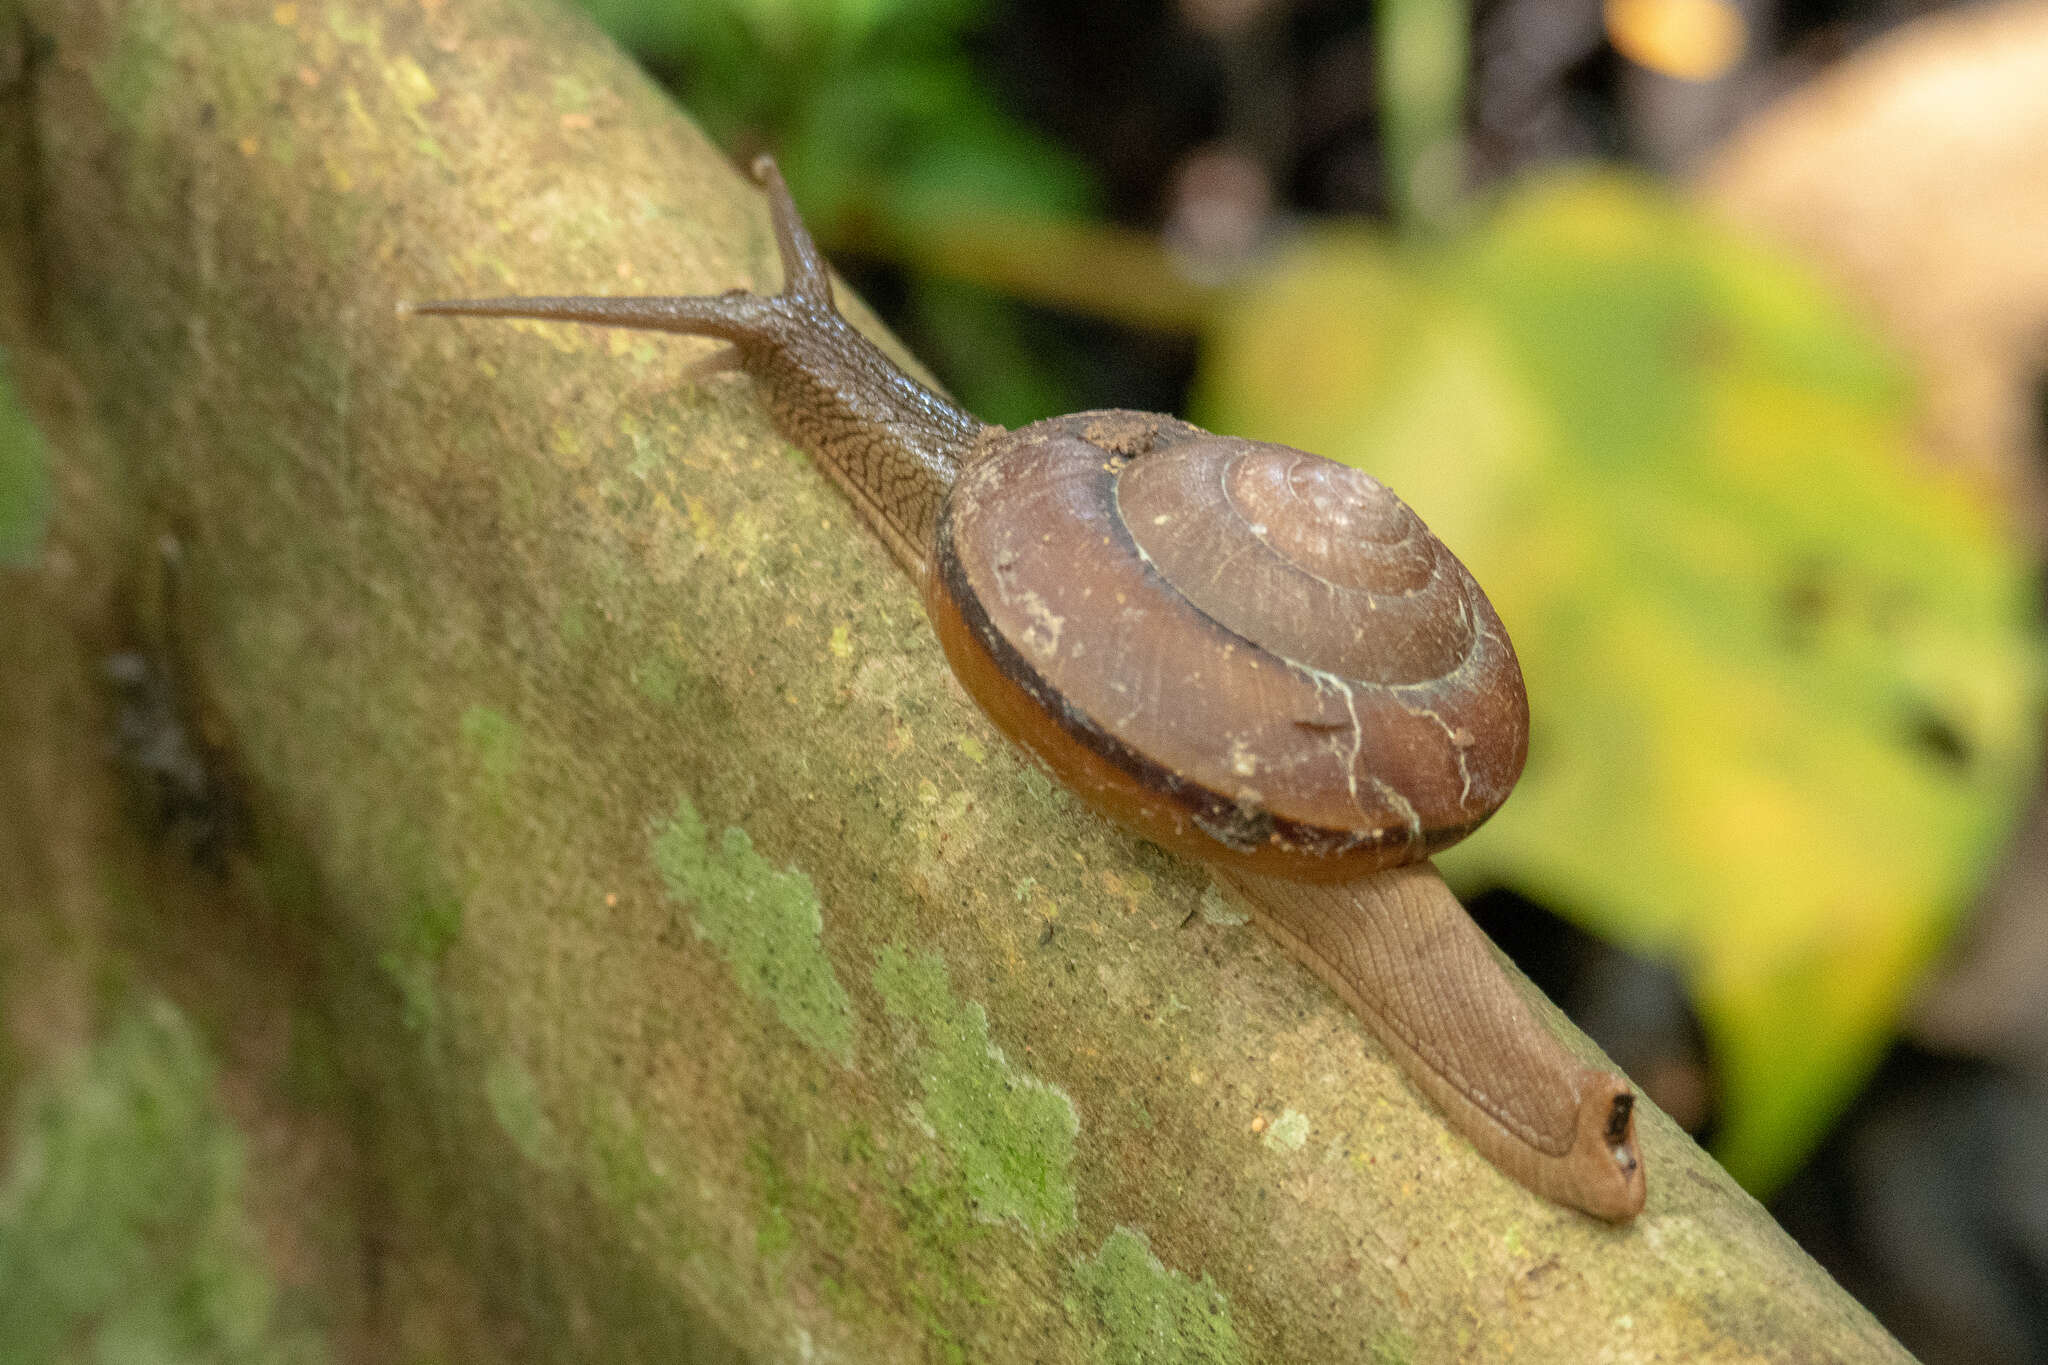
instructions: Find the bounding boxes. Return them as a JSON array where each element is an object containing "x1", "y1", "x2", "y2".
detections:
[{"x1": 410, "y1": 158, "x2": 1646, "y2": 1222}]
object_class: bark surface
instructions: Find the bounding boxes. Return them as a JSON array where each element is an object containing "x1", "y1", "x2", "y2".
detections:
[{"x1": 0, "y1": 0, "x2": 1915, "y2": 1359}]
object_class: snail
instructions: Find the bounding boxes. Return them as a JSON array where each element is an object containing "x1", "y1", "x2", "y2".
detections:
[{"x1": 407, "y1": 157, "x2": 1646, "y2": 1222}]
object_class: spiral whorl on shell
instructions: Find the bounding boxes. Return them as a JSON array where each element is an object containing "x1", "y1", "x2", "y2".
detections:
[{"x1": 925, "y1": 410, "x2": 1529, "y2": 882}]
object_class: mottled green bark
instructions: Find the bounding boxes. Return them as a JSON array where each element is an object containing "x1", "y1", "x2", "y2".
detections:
[{"x1": 0, "y1": 0, "x2": 1915, "y2": 1359}]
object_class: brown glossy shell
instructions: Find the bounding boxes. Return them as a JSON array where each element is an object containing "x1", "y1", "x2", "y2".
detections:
[{"x1": 924, "y1": 411, "x2": 1528, "y2": 881}]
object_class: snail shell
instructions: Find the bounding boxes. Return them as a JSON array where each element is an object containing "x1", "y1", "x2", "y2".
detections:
[{"x1": 926, "y1": 410, "x2": 1528, "y2": 881}]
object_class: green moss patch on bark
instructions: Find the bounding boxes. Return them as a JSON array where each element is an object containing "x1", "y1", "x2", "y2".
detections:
[
  {"x1": 0, "y1": 997, "x2": 331, "y2": 1364},
  {"x1": 484, "y1": 1053, "x2": 568, "y2": 1172},
  {"x1": 651, "y1": 793, "x2": 856, "y2": 1062},
  {"x1": 1069, "y1": 1226, "x2": 1245, "y2": 1365},
  {"x1": 0, "y1": 349, "x2": 52, "y2": 566},
  {"x1": 872, "y1": 945, "x2": 1079, "y2": 1237}
]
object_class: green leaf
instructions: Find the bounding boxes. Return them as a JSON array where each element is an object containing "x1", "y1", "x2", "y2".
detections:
[
  {"x1": 569, "y1": 0, "x2": 1092, "y2": 239},
  {"x1": 1196, "y1": 173, "x2": 2046, "y2": 1192},
  {"x1": 906, "y1": 276, "x2": 1087, "y2": 430}
]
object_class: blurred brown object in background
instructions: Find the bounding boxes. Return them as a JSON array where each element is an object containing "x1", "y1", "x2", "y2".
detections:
[
  {"x1": 1162, "y1": 142, "x2": 1278, "y2": 282},
  {"x1": 1700, "y1": 1, "x2": 2048, "y2": 538},
  {"x1": 1910, "y1": 786, "x2": 2048, "y2": 1077}
]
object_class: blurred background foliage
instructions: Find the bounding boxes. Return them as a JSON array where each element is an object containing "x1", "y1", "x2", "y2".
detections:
[{"x1": 7, "y1": 0, "x2": 2048, "y2": 1360}]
